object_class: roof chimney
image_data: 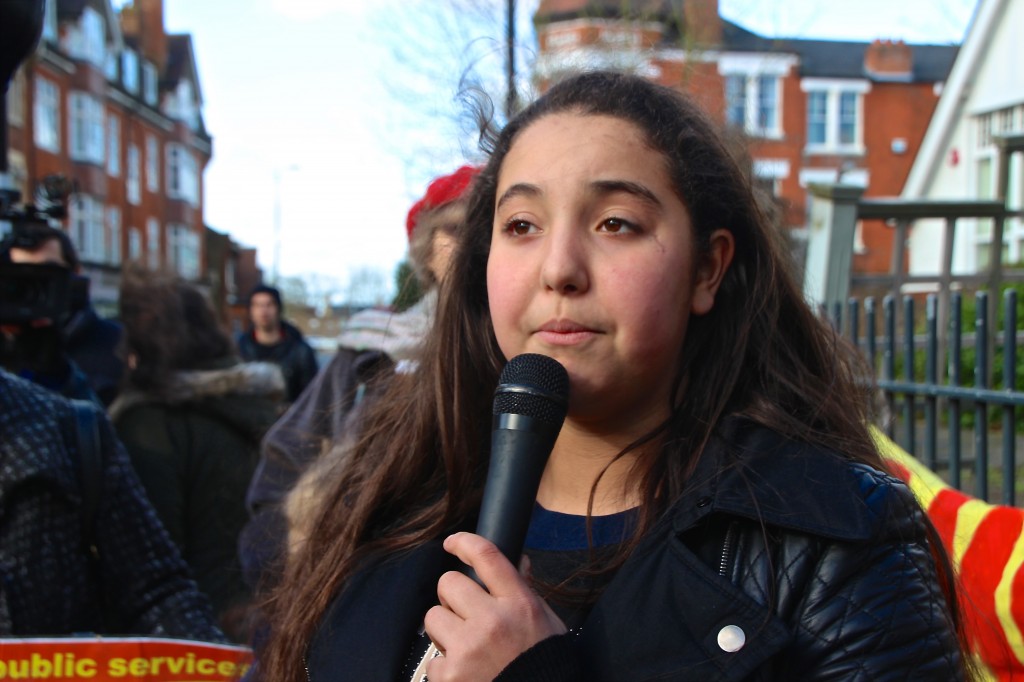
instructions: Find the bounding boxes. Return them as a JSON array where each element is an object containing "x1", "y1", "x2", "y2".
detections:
[
  {"x1": 119, "y1": 0, "x2": 167, "y2": 70},
  {"x1": 536, "y1": 0, "x2": 589, "y2": 14},
  {"x1": 864, "y1": 39, "x2": 913, "y2": 81},
  {"x1": 684, "y1": 0, "x2": 721, "y2": 47}
]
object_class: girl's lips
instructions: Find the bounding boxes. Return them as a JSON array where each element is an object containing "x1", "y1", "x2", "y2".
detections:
[
  {"x1": 535, "y1": 320, "x2": 600, "y2": 345},
  {"x1": 538, "y1": 319, "x2": 593, "y2": 333}
]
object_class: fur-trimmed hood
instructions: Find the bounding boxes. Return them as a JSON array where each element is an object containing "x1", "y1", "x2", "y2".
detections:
[{"x1": 109, "y1": 361, "x2": 285, "y2": 440}]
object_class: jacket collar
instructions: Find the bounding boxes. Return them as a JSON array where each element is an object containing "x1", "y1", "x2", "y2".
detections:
[
  {"x1": 575, "y1": 419, "x2": 881, "y2": 680},
  {"x1": 673, "y1": 417, "x2": 883, "y2": 542}
]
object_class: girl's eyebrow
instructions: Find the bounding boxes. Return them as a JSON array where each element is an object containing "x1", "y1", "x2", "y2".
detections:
[
  {"x1": 496, "y1": 182, "x2": 541, "y2": 211},
  {"x1": 496, "y1": 179, "x2": 662, "y2": 212},
  {"x1": 590, "y1": 179, "x2": 662, "y2": 208}
]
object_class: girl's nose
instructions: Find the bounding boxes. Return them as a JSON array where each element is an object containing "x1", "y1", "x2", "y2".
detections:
[{"x1": 540, "y1": 227, "x2": 589, "y2": 295}]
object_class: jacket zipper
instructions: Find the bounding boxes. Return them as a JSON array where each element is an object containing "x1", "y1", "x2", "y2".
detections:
[{"x1": 719, "y1": 521, "x2": 739, "y2": 577}]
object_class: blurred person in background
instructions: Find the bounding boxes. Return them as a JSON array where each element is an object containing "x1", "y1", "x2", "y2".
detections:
[
  {"x1": 0, "y1": 368, "x2": 224, "y2": 640},
  {"x1": 236, "y1": 284, "x2": 319, "y2": 404},
  {"x1": 239, "y1": 165, "x2": 480, "y2": 593},
  {"x1": 1, "y1": 223, "x2": 122, "y2": 404},
  {"x1": 110, "y1": 266, "x2": 284, "y2": 642}
]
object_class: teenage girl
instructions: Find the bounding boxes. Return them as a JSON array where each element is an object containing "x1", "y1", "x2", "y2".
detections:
[{"x1": 258, "y1": 70, "x2": 970, "y2": 681}]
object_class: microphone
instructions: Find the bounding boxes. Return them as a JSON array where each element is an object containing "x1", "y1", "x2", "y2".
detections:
[{"x1": 469, "y1": 353, "x2": 569, "y2": 584}]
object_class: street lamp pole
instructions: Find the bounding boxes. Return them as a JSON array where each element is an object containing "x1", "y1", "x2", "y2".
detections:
[
  {"x1": 505, "y1": 0, "x2": 517, "y2": 118},
  {"x1": 271, "y1": 164, "x2": 298, "y2": 285},
  {"x1": 272, "y1": 169, "x2": 281, "y2": 285}
]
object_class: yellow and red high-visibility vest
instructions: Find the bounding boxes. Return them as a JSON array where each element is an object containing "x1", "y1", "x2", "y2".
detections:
[{"x1": 875, "y1": 428, "x2": 1024, "y2": 681}]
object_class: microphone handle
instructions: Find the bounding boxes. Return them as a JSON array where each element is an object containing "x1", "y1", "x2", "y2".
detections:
[{"x1": 467, "y1": 414, "x2": 560, "y2": 587}]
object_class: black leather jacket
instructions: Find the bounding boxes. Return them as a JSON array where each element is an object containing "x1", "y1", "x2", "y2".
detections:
[{"x1": 306, "y1": 419, "x2": 964, "y2": 681}]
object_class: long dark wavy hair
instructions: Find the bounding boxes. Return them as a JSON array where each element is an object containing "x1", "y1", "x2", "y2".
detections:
[{"x1": 258, "y1": 70, "x2": 968, "y2": 680}]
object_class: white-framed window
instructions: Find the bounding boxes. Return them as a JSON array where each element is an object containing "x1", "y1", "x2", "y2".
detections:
[
  {"x1": 719, "y1": 55, "x2": 794, "y2": 139},
  {"x1": 128, "y1": 226, "x2": 143, "y2": 261},
  {"x1": 142, "y1": 61, "x2": 159, "y2": 106},
  {"x1": 725, "y1": 75, "x2": 746, "y2": 130},
  {"x1": 169, "y1": 80, "x2": 199, "y2": 131},
  {"x1": 145, "y1": 134, "x2": 159, "y2": 193},
  {"x1": 33, "y1": 75, "x2": 61, "y2": 153},
  {"x1": 976, "y1": 106, "x2": 1023, "y2": 149},
  {"x1": 169, "y1": 223, "x2": 200, "y2": 279},
  {"x1": 106, "y1": 114, "x2": 120, "y2": 176},
  {"x1": 752, "y1": 158, "x2": 790, "y2": 198},
  {"x1": 599, "y1": 26, "x2": 641, "y2": 48},
  {"x1": 6, "y1": 70, "x2": 25, "y2": 128},
  {"x1": 976, "y1": 156, "x2": 995, "y2": 200},
  {"x1": 998, "y1": 108, "x2": 1014, "y2": 134},
  {"x1": 122, "y1": 49, "x2": 139, "y2": 94},
  {"x1": 545, "y1": 28, "x2": 580, "y2": 50},
  {"x1": 69, "y1": 194, "x2": 105, "y2": 262},
  {"x1": 69, "y1": 91, "x2": 105, "y2": 164},
  {"x1": 106, "y1": 205, "x2": 121, "y2": 265},
  {"x1": 166, "y1": 142, "x2": 199, "y2": 206},
  {"x1": 802, "y1": 79, "x2": 870, "y2": 154},
  {"x1": 724, "y1": 74, "x2": 780, "y2": 137},
  {"x1": 225, "y1": 258, "x2": 237, "y2": 301},
  {"x1": 104, "y1": 48, "x2": 119, "y2": 81},
  {"x1": 146, "y1": 217, "x2": 161, "y2": 268},
  {"x1": 127, "y1": 143, "x2": 141, "y2": 205},
  {"x1": 977, "y1": 111, "x2": 993, "y2": 147},
  {"x1": 72, "y1": 6, "x2": 106, "y2": 68}
]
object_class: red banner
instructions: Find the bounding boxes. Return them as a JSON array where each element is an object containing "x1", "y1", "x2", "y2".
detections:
[{"x1": 0, "y1": 637, "x2": 252, "y2": 681}]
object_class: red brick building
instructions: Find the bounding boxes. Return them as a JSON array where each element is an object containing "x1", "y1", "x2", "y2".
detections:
[
  {"x1": 533, "y1": 0, "x2": 959, "y2": 274},
  {"x1": 3, "y1": 0, "x2": 253, "y2": 314}
]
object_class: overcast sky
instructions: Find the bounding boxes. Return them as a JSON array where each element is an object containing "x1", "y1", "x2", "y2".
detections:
[{"x1": 147, "y1": 0, "x2": 978, "y2": 304}]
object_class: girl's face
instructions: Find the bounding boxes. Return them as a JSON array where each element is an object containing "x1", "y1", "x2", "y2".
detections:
[{"x1": 486, "y1": 113, "x2": 732, "y2": 431}]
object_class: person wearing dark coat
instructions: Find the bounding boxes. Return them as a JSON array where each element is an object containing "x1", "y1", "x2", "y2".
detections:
[
  {"x1": 236, "y1": 284, "x2": 319, "y2": 403},
  {"x1": 111, "y1": 267, "x2": 284, "y2": 643},
  {"x1": 63, "y1": 304, "x2": 124, "y2": 406},
  {"x1": 0, "y1": 369, "x2": 224, "y2": 640}
]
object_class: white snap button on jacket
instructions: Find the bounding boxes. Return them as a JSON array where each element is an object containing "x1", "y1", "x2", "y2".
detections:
[{"x1": 717, "y1": 625, "x2": 746, "y2": 652}]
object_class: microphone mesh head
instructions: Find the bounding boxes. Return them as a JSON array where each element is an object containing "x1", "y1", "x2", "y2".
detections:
[{"x1": 493, "y1": 354, "x2": 569, "y2": 426}]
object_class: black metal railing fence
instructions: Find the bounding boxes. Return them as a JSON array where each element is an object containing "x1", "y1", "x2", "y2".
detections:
[{"x1": 830, "y1": 289, "x2": 1023, "y2": 504}]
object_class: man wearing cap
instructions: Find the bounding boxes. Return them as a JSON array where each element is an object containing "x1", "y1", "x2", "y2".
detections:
[{"x1": 237, "y1": 284, "x2": 319, "y2": 404}]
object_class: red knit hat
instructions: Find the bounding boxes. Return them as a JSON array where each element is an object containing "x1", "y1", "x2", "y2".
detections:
[{"x1": 405, "y1": 165, "x2": 481, "y2": 241}]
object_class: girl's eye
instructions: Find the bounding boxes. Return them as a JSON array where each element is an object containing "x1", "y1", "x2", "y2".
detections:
[
  {"x1": 598, "y1": 217, "x2": 637, "y2": 234},
  {"x1": 505, "y1": 219, "x2": 536, "y2": 236}
]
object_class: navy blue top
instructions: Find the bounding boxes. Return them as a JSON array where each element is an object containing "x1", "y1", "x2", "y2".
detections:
[
  {"x1": 524, "y1": 503, "x2": 636, "y2": 551},
  {"x1": 522, "y1": 503, "x2": 637, "y2": 631}
]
